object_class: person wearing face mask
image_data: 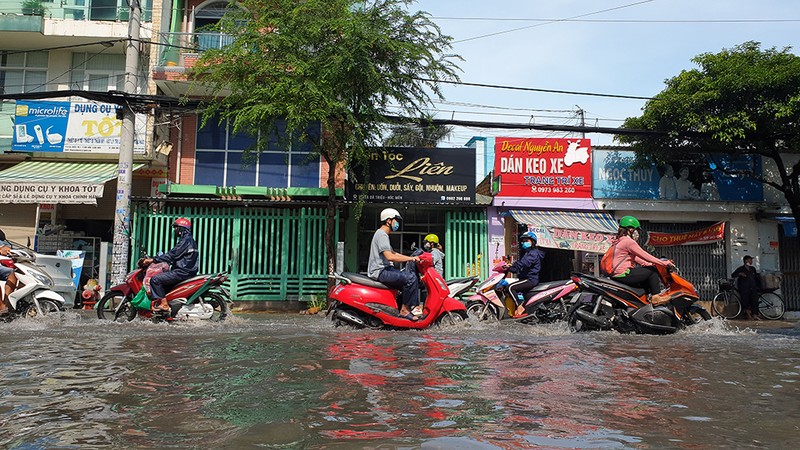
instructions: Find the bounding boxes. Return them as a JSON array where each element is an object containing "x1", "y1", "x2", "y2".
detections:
[
  {"x1": 141, "y1": 217, "x2": 199, "y2": 312},
  {"x1": 732, "y1": 255, "x2": 762, "y2": 320},
  {"x1": 368, "y1": 208, "x2": 421, "y2": 320},
  {"x1": 498, "y1": 231, "x2": 545, "y2": 318},
  {"x1": 608, "y1": 216, "x2": 674, "y2": 305}
]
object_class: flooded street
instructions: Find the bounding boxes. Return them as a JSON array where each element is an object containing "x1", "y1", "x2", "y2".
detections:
[{"x1": 1, "y1": 313, "x2": 799, "y2": 449}]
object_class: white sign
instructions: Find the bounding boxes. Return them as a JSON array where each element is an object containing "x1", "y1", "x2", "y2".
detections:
[{"x1": 0, "y1": 183, "x2": 104, "y2": 205}]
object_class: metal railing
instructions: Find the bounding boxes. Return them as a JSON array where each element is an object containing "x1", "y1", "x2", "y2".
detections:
[
  {"x1": 156, "y1": 31, "x2": 234, "y2": 67},
  {"x1": 11, "y1": 1, "x2": 152, "y2": 22}
]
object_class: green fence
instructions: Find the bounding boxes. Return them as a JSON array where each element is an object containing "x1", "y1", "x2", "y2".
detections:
[
  {"x1": 132, "y1": 204, "x2": 335, "y2": 301},
  {"x1": 444, "y1": 210, "x2": 488, "y2": 281}
]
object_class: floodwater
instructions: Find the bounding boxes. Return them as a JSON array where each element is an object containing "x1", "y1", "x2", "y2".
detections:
[{"x1": 1, "y1": 312, "x2": 799, "y2": 449}]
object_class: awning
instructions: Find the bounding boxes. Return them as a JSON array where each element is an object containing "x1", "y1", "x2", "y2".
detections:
[
  {"x1": 0, "y1": 161, "x2": 143, "y2": 205},
  {"x1": 775, "y1": 216, "x2": 797, "y2": 237},
  {"x1": 509, "y1": 210, "x2": 618, "y2": 234}
]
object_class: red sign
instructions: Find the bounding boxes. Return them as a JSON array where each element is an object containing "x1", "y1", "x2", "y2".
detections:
[
  {"x1": 494, "y1": 137, "x2": 592, "y2": 198},
  {"x1": 646, "y1": 222, "x2": 726, "y2": 246}
]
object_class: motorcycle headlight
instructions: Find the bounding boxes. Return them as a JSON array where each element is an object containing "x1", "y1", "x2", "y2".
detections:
[{"x1": 31, "y1": 271, "x2": 53, "y2": 287}]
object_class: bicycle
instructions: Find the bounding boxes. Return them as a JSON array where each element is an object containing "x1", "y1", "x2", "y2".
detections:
[
  {"x1": 711, "y1": 279, "x2": 741, "y2": 319},
  {"x1": 757, "y1": 288, "x2": 785, "y2": 320}
]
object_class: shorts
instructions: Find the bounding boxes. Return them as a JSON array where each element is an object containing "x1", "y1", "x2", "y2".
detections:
[{"x1": 0, "y1": 265, "x2": 12, "y2": 281}]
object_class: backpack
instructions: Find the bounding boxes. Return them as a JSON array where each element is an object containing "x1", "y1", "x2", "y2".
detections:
[{"x1": 599, "y1": 244, "x2": 624, "y2": 277}]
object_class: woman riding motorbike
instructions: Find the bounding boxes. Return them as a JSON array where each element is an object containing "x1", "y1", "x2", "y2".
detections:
[
  {"x1": 607, "y1": 216, "x2": 673, "y2": 305},
  {"x1": 499, "y1": 231, "x2": 545, "y2": 318}
]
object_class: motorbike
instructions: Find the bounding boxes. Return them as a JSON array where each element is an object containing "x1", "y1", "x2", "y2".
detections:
[
  {"x1": 567, "y1": 264, "x2": 712, "y2": 334},
  {"x1": 0, "y1": 255, "x2": 66, "y2": 321},
  {"x1": 326, "y1": 252, "x2": 468, "y2": 329},
  {"x1": 465, "y1": 261, "x2": 577, "y2": 323},
  {"x1": 95, "y1": 258, "x2": 233, "y2": 322},
  {"x1": 446, "y1": 276, "x2": 480, "y2": 301}
]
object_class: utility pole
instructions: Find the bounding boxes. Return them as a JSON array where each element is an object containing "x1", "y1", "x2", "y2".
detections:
[
  {"x1": 575, "y1": 105, "x2": 586, "y2": 139},
  {"x1": 111, "y1": 0, "x2": 141, "y2": 285}
]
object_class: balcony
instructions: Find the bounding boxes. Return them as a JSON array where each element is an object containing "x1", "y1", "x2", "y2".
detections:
[
  {"x1": 155, "y1": 31, "x2": 234, "y2": 68},
  {"x1": 0, "y1": 1, "x2": 153, "y2": 28}
]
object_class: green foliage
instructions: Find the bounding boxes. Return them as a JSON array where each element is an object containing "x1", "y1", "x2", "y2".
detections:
[
  {"x1": 383, "y1": 113, "x2": 453, "y2": 147},
  {"x1": 192, "y1": 0, "x2": 460, "y2": 273},
  {"x1": 22, "y1": 0, "x2": 46, "y2": 15},
  {"x1": 616, "y1": 41, "x2": 800, "y2": 221}
]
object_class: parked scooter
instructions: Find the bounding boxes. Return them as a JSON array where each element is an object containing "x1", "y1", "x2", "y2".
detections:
[
  {"x1": 466, "y1": 261, "x2": 576, "y2": 323},
  {"x1": 95, "y1": 258, "x2": 233, "y2": 322},
  {"x1": 326, "y1": 252, "x2": 468, "y2": 329},
  {"x1": 0, "y1": 255, "x2": 66, "y2": 321},
  {"x1": 567, "y1": 264, "x2": 711, "y2": 334}
]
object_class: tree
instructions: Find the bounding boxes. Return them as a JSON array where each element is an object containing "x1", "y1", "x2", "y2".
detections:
[
  {"x1": 617, "y1": 41, "x2": 800, "y2": 224},
  {"x1": 383, "y1": 113, "x2": 453, "y2": 147},
  {"x1": 192, "y1": 0, "x2": 460, "y2": 277}
]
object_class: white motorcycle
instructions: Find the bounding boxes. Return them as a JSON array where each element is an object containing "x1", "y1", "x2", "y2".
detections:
[{"x1": 0, "y1": 255, "x2": 66, "y2": 321}]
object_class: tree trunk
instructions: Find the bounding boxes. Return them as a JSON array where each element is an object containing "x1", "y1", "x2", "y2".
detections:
[{"x1": 325, "y1": 151, "x2": 338, "y2": 289}]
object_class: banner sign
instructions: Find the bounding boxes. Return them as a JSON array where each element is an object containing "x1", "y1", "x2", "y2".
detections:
[
  {"x1": 348, "y1": 147, "x2": 476, "y2": 203},
  {"x1": 646, "y1": 222, "x2": 725, "y2": 246},
  {"x1": 12, "y1": 100, "x2": 146, "y2": 154},
  {"x1": 529, "y1": 226, "x2": 614, "y2": 254},
  {"x1": 494, "y1": 137, "x2": 592, "y2": 198},
  {"x1": 0, "y1": 183, "x2": 104, "y2": 205},
  {"x1": 593, "y1": 150, "x2": 763, "y2": 201}
]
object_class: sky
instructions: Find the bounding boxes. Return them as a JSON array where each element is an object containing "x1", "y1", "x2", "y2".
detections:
[{"x1": 407, "y1": 0, "x2": 800, "y2": 147}]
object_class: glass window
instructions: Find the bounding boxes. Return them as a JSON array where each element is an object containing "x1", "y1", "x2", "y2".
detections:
[
  {"x1": 194, "y1": 116, "x2": 320, "y2": 188},
  {"x1": 70, "y1": 53, "x2": 126, "y2": 91},
  {"x1": 0, "y1": 51, "x2": 49, "y2": 94},
  {"x1": 195, "y1": 151, "x2": 225, "y2": 186}
]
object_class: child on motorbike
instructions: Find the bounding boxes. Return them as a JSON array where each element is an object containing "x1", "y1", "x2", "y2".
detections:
[
  {"x1": 368, "y1": 208, "x2": 421, "y2": 321},
  {"x1": 608, "y1": 216, "x2": 674, "y2": 305},
  {"x1": 499, "y1": 231, "x2": 544, "y2": 318},
  {"x1": 141, "y1": 218, "x2": 199, "y2": 312},
  {"x1": 407, "y1": 233, "x2": 445, "y2": 315}
]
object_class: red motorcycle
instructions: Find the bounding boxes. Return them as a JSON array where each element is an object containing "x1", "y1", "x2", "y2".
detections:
[
  {"x1": 96, "y1": 259, "x2": 232, "y2": 322},
  {"x1": 326, "y1": 252, "x2": 468, "y2": 329}
]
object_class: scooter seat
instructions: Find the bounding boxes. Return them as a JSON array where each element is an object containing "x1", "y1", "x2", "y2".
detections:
[
  {"x1": 446, "y1": 276, "x2": 478, "y2": 285},
  {"x1": 174, "y1": 275, "x2": 208, "y2": 287},
  {"x1": 342, "y1": 272, "x2": 391, "y2": 290},
  {"x1": 579, "y1": 272, "x2": 647, "y2": 297},
  {"x1": 532, "y1": 280, "x2": 570, "y2": 292}
]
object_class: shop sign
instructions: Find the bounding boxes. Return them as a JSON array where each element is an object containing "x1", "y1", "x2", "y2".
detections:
[
  {"x1": 348, "y1": 147, "x2": 475, "y2": 203},
  {"x1": 646, "y1": 222, "x2": 725, "y2": 246},
  {"x1": 494, "y1": 137, "x2": 593, "y2": 198},
  {"x1": 0, "y1": 183, "x2": 104, "y2": 205},
  {"x1": 529, "y1": 226, "x2": 613, "y2": 254},
  {"x1": 593, "y1": 150, "x2": 763, "y2": 201},
  {"x1": 11, "y1": 100, "x2": 146, "y2": 154}
]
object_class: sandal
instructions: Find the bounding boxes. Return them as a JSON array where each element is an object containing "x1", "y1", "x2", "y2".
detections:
[
  {"x1": 152, "y1": 304, "x2": 170, "y2": 312},
  {"x1": 400, "y1": 313, "x2": 419, "y2": 321}
]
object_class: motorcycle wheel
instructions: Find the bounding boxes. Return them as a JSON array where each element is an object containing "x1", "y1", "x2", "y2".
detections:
[
  {"x1": 466, "y1": 301, "x2": 497, "y2": 321},
  {"x1": 685, "y1": 304, "x2": 713, "y2": 324},
  {"x1": 567, "y1": 301, "x2": 601, "y2": 332},
  {"x1": 199, "y1": 292, "x2": 232, "y2": 321},
  {"x1": 437, "y1": 311, "x2": 468, "y2": 328},
  {"x1": 20, "y1": 299, "x2": 61, "y2": 318},
  {"x1": 331, "y1": 307, "x2": 368, "y2": 329},
  {"x1": 96, "y1": 291, "x2": 135, "y2": 322}
]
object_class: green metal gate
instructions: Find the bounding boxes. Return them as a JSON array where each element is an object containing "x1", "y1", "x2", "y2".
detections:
[
  {"x1": 132, "y1": 204, "x2": 335, "y2": 302},
  {"x1": 444, "y1": 210, "x2": 488, "y2": 281}
]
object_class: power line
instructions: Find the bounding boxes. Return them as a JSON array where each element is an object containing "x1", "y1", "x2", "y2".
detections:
[
  {"x1": 415, "y1": 77, "x2": 655, "y2": 101},
  {"x1": 453, "y1": 0, "x2": 654, "y2": 43},
  {"x1": 435, "y1": 17, "x2": 800, "y2": 24}
]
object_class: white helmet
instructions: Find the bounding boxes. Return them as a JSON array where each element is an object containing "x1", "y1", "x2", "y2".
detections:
[{"x1": 380, "y1": 208, "x2": 402, "y2": 222}]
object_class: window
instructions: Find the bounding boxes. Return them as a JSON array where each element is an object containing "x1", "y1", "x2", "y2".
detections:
[
  {"x1": 0, "y1": 51, "x2": 49, "y2": 94},
  {"x1": 194, "y1": 118, "x2": 321, "y2": 188},
  {"x1": 70, "y1": 53, "x2": 125, "y2": 91}
]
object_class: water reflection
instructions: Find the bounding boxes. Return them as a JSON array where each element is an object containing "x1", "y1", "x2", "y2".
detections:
[{"x1": 0, "y1": 313, "x2": 798, "y2": 448}]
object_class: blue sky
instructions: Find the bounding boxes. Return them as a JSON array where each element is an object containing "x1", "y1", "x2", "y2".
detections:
[{"x1": 409, "y1": 0, "x2": 799, "y2": 146}]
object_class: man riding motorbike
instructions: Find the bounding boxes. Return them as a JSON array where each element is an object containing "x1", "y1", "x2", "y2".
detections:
[
  {"x1": 607, "y1": 216, "x2": 673, "y2": 305},
  {"x1": 141, "y1": 217, "x2": 199, "y2": 312},
  {"x1": 499, "y1": 231, "x2": 545, "y2": 318},
  {"x1": 367, "y1": 208, "x2": 421, "y2": 321}
]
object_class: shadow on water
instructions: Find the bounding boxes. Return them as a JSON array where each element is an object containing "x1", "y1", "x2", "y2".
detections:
[{"x1": 0, "y1": 312, "x2": 799, "y2": 448}]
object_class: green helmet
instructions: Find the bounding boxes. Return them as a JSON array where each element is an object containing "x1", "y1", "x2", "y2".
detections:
[{"x1": 619, "y1": 216, "x2": 640, "y2": 229}]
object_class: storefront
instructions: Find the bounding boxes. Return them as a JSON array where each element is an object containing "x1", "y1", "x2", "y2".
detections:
[
  {"x1": 592, "y1": 147, "x2": 774, "y2": 300},
  {"x1": 0, "y1": 97, "x2": 160, "y2": 291},
  {"x1": 489, "y1": 137, "x2": 611, "y2": 281},
  {"x1": 345, "y1": 146, "x2": 486, "y2": 281}
]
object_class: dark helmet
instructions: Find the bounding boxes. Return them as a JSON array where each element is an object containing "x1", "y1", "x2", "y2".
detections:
[
  {"x1": 619, "y1": 216, "x2": 640, "y2": 229},
  {"x1": 519, "y1": 231, "x2": 537, "y2": 245},
  {"x1": 173, "y1": 217, "x2": 192, "y2": 231}
]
